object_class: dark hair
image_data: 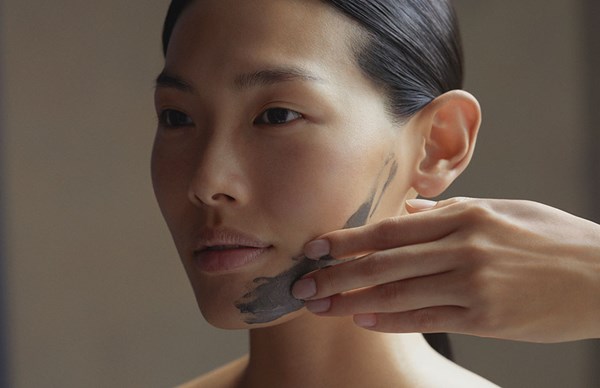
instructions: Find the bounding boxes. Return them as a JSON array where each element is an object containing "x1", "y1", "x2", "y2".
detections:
[
  {"x1": 161, "y1": 0, "x2": 463, "y2": 121},
  {"x1": 160, "y1": 0, "x2": 460, "y2": 359}
]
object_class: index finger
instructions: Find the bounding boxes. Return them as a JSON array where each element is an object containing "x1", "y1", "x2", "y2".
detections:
[{"x1": 303, "y1": 207, "x2": 461, "y2": 260}]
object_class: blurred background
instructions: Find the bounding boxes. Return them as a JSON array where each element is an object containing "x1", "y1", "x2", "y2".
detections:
[{"x1": 0, "y1": 0, "x2": 598, "y2": 387}]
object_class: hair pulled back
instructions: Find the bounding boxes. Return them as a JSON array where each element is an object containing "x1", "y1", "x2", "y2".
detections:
[
  {"x1": 161, "y1": 0, "x2": 463, "y2": 120},
  {"x1": 160, "y1": 0, "x2": 461, "y2": 358}
]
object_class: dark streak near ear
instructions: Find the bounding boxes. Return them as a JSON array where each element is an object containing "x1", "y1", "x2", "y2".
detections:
[
  {"x1": 343, "y1": 190, "x2": 376, "y2": 229},
  {"x1": 344, "y1": 152, "x2": 398, "y2": 228},
  {"x1": 369, "y1": 157, "x2": 399, "y2": 218}
]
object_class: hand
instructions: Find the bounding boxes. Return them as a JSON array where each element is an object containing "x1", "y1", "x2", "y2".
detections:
[{"x1": 291, "y1": 198, "x2": 600, "y2": 343}]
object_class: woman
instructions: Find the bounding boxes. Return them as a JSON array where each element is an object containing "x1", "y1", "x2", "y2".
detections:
[{"x1": 152, "y1": 0, "x2": 599, "y2": 386}]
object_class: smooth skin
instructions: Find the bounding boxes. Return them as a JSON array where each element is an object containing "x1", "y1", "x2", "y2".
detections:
[
  {"x1": 294, "y1": 197, "x2": 600, "y2": 343},
  {"x1": 153, "y1": 0, "x2": 502, "y2": 386}
]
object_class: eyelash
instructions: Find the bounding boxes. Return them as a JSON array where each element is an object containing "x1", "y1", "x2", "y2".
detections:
[
  {"x1": 254, "y1": 108, "x2": 303, "y2": 126},
  {"x1": 157, "y1": 107, "x2": 303, "y2": 129},
  {"x1": 158, "y1": 109, "x2": 194, "y2": 128}
]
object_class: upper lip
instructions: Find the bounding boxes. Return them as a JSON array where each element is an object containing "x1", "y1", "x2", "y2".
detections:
[{"x1": 193, "y1": 227, "x2": 272, "y2": 253}]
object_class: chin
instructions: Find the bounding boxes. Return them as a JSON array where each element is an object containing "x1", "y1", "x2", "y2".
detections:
[
  {"x1": 199, "y1": 302, "x2": 307, "y2": 330},
  {"x1": 185, "y1": 246, "x2": 319, "y2": 330},
  {"x1": 189, "y1": 272, "x2": 306, "y2": 330}
]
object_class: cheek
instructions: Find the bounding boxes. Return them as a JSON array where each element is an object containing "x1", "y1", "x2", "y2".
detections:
[
  {"x1": 253, "y1": 134, "x2": 389, "y2": 242},
  {"x1": 150, "y1": 140, "x2": 195, "y2": 244},
  {"x1": 151, "y1": 146, "x2": 172, "y2": 217}
]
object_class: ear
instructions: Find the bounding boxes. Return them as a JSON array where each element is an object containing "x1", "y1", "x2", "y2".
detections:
[{"x1": 411, "y1": 90, "x2": 481, "y2": 198}]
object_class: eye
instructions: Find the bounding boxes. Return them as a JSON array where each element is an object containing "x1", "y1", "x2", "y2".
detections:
[
  {"x1": 255, "y1": 108, "x2": 302, "y2": 125},
  {"x1": 158, "y1": 109, "x2": 194, "y2": 128}
]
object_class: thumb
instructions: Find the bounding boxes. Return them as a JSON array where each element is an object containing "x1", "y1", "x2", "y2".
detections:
[{"x1": 405, "y1": 198, "x2": 438, "y2": 213}]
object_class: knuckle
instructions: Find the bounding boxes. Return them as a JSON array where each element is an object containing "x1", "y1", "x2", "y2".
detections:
[
  {"x1": 359, "y1": 255, "x2": 389, "y2": 281},
  {"x1": 467, "y1": 307, "x2": 501, "y2": 333},
  {"x1": 373, "y1": 218, "x2": 400, "y2": 248},
  {"x1": 464, "y1": 265, "x2": 489, "y2": 293},
  {"x1": 461, "y1": 236, "x2": 490, "y2": 262},
  {"x1": 410, "y1": 309, "x2": 437, "y2": 331},
  {"x1": 462, "y1": 200, "x2": 496, "y2": 225},
  {"x1": 377, "y1": 282, "x2": 405, "y2": 306},
  {"x1": 461, "y1": 270, "x2": 502, "y2": 330},
  {"x1": 327, "y1": 293, "x2": 347, "y2": 314},
  {"x1": 316, "y1": 267, "x2": 340, "y2": 295}
]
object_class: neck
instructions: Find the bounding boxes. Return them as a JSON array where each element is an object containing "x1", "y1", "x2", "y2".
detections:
[{"x1": 240, "y1": 312, "x2": 444, "y2": 388}]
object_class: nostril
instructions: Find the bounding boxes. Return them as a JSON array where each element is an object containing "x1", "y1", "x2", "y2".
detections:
[
  {"x1": 188, "y1": 189, "x2": 238, "y2": 208},
  {"x1": 211, "y1": 193, "x2": 236, "y2": 202},
  {"x1": 187, "y1": 168, "x2": 247, "y2": 207}
]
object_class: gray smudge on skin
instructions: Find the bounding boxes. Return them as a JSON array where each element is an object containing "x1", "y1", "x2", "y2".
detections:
[
  {"x1": 234, "y1": 257, "x2": 336, "y2": 324},
  {"x1": 235, "y1": 154, "x2": 398, "y2": 324},
  {"x1": 370, "y1": 158, "x2": 398, "y2": 218}
]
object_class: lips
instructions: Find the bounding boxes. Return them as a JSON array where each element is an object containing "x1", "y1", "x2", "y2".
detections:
[
  {"x1": 192, "y1": 228, "x2": 272, "y2": 273},
  {"x1": 205, "y1": 245, "x2": 246, "y2": 251}
]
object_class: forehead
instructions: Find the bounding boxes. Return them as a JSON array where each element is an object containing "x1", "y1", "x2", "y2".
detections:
[{"x1": 165, "y1": 0, "x2": 364, "y2": 83}]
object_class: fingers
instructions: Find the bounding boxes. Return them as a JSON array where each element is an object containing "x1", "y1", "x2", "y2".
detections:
[
  {"x1": 353, "y1": 306, "x2": 469, "y2": 334},
  {"x1": 292, "y1": 241, "x2": 457, "y2": 300},
  {"x1": 302, "y1": 271, "x2": 475, "y2": 335},
  {"x1": 405, "y1": 197, "x2": 469, "y2": 214},
  {"x1": 304, "y1": 271, "x2": 465, "y2": 316},
  {"x1": 405, "y1": 198, "x2": 438, "y2": 212},
  {"x1": 303, "y1": 207, "x2": 462, "y2": 260},
  {"x1": 295, "y1": 196, "x2": 500, "y2": 337}
]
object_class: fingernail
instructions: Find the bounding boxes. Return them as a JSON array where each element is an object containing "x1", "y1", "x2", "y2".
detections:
[
  {"x1": 405, "y1": 199, "x2": 437, "y2": 210},
  {"x1": 304, "y1": 239, "x2": 330, "y2": 260},
  {"x1": 354, "y1": 314, "x2": 377, "y2": 328},
  {"x1": 292, "y1": 278, "x2": 317, "y2": 299},
  {"x1": 305, "y1": 298, "x2": 331, "y2": 313}
]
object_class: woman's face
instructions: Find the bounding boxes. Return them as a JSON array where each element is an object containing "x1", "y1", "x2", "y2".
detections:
[{"x1": 152, "y1": 0, "x2": 423, "y2": 328}]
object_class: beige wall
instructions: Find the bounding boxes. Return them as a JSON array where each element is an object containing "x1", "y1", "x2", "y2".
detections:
[
  {"x1": 0, "y1": 1, "x2": 596, "y2": 387},
  {"x1": 450, "y1": 1, "x2": 596, "y2": 386},
  {"x1": 1, "y1": 1, "x2": 246, "y2": 387}
]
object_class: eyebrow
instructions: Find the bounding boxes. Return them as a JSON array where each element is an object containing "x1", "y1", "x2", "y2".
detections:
[
  {"x1": 155, "y1": 72, "x2": 196, "y2": 94},
  {"x1": 233, "y1": 67, "x2": 325, "y2": 90},
  {"x1": 154, "y1": 66, "x2": 325, "y2": 94}
]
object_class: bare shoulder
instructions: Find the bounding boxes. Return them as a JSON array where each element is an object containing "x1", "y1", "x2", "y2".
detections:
[
  {"x1": 175, "y1": 355, "x2": 249, "y2": 388},
  {"x1": 422, "y1": 352, "x2": 500, "y2": 388}
]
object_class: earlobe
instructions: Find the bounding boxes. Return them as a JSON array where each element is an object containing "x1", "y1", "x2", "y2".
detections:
[{"x1": 412, "y1": 90, "x2": 481, "y2": 198}]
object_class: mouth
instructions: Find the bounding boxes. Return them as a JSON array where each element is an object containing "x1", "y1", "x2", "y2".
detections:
[
  {"x1": 192, "y1": 228, "x2": 273, "y2": 273},
  {"x1": 193, "y1": 245, "x2": 272, "y2": 273},
  {"x1": 205, "y1": 245, "x2": 251, "y2": 251}
]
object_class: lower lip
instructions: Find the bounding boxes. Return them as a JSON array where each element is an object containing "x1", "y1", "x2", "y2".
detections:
[{"x1": 193, "y1": 246, "x2": 271, "y2": 273}]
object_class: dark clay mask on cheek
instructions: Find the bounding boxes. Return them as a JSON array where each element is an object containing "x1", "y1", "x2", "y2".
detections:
[
  {"x1": 234, "y1": 257, "x2": 335, "y2": 324},
  {"x1": 234, "y1": 155, "x2": 399, "y2": 324}
]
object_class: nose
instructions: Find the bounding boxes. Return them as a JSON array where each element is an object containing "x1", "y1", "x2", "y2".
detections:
[{"x1": 187, "y1": 135, "x2": 249, "y2": 208}]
